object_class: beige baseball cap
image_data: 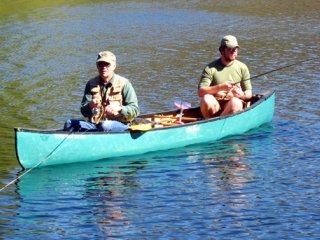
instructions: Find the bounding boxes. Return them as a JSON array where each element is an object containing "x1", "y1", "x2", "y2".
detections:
[
  {"x1": 96, "y1": 51, "x2": 116, "y2": 63},
  {"x1": 220, "y1": 35, "x2": 240, "y2": 48}
]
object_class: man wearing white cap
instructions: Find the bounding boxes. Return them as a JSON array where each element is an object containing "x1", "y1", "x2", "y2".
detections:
[
  {"x1": 198, "y1": 35, "x2": 252, "y2": 118},
  {"x1": 64, "y1": 51, "x2": 139, "y2": 131}
]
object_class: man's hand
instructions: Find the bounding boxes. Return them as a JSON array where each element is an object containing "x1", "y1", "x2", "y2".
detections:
[
  {"x1": 104, "y1": 102, "x2": 122, "y2": 117},
  {"x1": 231, "y1": 85, "x2": 244, "y2": 98},
  {"x1": 222, "y1": 81, "x2": 234, "y2": 92},
  {"x1": 89, "y1": 98, "x2": 101, "y2": 109},
  {"x1": 221, "y1": 81, "x2": 239, "y2": 99}
]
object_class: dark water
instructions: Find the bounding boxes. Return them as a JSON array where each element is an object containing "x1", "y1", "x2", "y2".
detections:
[{"x1": 0, "y1": 1, "x2": 319, "y2": 239}]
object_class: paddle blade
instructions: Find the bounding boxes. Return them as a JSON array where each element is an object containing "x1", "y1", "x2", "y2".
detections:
[
  {"x1": 174, "y1": 101, "x2": 191, "y2": 110},
  {"x1": 128, "y1": 123, "x2": 153, "y2": 131}
]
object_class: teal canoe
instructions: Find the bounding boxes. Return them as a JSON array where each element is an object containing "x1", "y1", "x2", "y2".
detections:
[{"x1": 15, "y1": 91, "x2": 275, "y2": 169}]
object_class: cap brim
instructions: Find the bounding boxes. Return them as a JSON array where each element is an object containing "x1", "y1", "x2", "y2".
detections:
[
  {"x1": 96, "y1": 58, "x2": 113, "y2": 63},
  {"x1": 226, "y1": 44, "x2": 240, "y2": 48}
]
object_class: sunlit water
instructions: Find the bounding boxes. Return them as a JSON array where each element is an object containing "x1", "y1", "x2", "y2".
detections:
[{"x1": 0, "y1": 1, "x2": 319, "y2": 239}]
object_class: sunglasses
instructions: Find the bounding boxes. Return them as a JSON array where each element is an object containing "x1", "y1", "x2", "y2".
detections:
[
  {"x1": 97, "y1": 62, "x2": 111, "y2": 68},
  {"x1": 226, "y1": 47, "x2": 238, "y2": 52}
]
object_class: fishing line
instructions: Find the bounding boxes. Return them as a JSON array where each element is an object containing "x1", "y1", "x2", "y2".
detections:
[
  {"x1": 0, "y1": 128, "x2": 88, "y2": 192},
  {"x1": 233, "y1": 56, "x2": 319, "y2": 84},
  {"x1": 0, "y1": 158, "x2": 45, "y2": 192},
  {"x1": 249, "y1": 56, "x2": 319, "y2": 80}
]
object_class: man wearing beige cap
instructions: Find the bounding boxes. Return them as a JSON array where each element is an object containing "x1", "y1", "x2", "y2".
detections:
[
  {"x1": 198, "y1": 35, "x2": 252, "y2": 118},
  {"x1": 64, "y1": 51, "x2": 139, "y2": 131}
]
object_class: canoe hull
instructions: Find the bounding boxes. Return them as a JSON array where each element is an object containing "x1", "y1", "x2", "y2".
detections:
[{"x1": 15, "y1": 91, "x2": 275, "y2": 169}]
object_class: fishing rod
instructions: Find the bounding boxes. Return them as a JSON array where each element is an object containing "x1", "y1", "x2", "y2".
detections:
[{"x1": 232, "y1": 56, "x2": 319, "y2": 84}]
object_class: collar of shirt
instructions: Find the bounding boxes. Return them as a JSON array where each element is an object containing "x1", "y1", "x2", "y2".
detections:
[{"x1": 99, "y1": 73, "x2": 115, "y2": 87}]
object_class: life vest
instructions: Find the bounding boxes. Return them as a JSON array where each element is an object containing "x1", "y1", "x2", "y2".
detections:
[{"x1": 89, "y1": 75, "x2": 126, "y2": 124}]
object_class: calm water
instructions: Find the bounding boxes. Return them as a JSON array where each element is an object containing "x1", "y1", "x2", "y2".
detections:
[{"x1": 0, "y1": 0, "x2": 319, "y2": 239}]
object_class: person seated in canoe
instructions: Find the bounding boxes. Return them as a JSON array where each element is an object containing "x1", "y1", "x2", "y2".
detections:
[
  {"x1": 64, "y1": 51, "x2": 140, "y2": 132},
  {"x1": 198, "y1": 35, "x2": 252, "y2": 118}
]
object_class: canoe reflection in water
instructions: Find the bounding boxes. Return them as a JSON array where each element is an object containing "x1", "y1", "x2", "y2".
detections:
[
  {"x1": 203, "y1": 140, "x2": 250, "y2": 191},
  {"x1": 13, "y1": 138, "x2": 268, "y2": 236},
  {"x1": 83, "y1": 162, "x2": 145, "y2": 234},
  {"x1": 14, "y1": 158, "x2": 149, "y2": 236}
]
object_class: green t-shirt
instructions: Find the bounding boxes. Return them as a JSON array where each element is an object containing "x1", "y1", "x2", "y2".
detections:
[{"x1": 198, "y1": 59, "x2": 252, "y2": 91}]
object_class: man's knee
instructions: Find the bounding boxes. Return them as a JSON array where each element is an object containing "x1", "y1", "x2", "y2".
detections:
[
  {"x1": 230, "y1": 97, "x2": 243, "y2": 110},
  {"x1": 226, "y1": 97, "x2": 244, "y2": 113},
  {"x1": 202, "y1": 94, "x2": 215, "y2": 103},
  {"x1": 200, "y1": 95, "x2": 220, "y2": 118},
  {"x1": 63, "y1": 119, "x2": 97, "y2": 131}
]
